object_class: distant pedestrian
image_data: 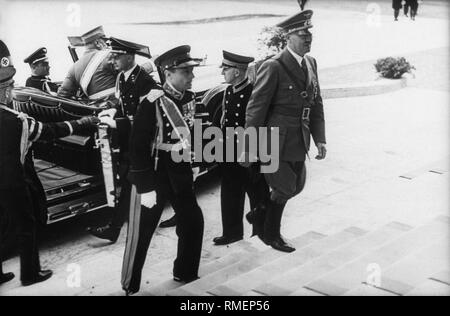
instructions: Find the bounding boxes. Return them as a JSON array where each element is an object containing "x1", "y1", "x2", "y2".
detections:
[
  {"x1": 406, "y1": 0, "x2": 419, "y2": 20},
  {"x1": 393, "y1": 0, "x2": 403, "y2": 21}
]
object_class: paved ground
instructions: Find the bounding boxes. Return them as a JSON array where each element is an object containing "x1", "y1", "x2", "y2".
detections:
[{"x1": 0, "y1": 0, "x2": 448, "y2": 296}]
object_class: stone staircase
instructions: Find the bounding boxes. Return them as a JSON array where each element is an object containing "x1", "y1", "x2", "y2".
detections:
[{"x1": 138, "y1": 215, "x2": 449, "y2": 296}]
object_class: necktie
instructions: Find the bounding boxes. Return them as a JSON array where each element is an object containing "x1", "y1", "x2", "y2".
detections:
[{"x1": 301, "y1": 58, "x2": 308, "y2": 83}]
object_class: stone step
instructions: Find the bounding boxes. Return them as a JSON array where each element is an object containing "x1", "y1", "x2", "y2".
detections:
[
  {"x1": 406, "y1": 279, "x2": 450, "y2": 296},
  {"x1": 139, "y1": 250, "x2": 253, "y2": 296},
  {"x1": 253, "y1": 222, "x2": 410, "y2": 296},
  {"x1": 345, "y1": 238, "x2": 449, "y2": 296},
  {"x1": 429, "y1": 270, "x2": 450, "y2": 286},
  {"x1": 210, "y1": 224, "x2": 397, "y2": 296},
  {"x1": 167, "y1": 231, "x2": 326, "y2": 296},
  {"x1": 303, "y1": 215, "x2": 449, "y2": 296}
]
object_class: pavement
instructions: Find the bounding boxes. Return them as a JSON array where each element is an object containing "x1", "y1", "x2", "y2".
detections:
[{"x1": 0, "y1": 0, "x2": 448, "y2": 296}]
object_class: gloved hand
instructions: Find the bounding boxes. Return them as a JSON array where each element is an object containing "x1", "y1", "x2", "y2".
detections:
[
  {"x1": 141, "y1": 191, "x2": 157, "y2": 209},
  {"x1": 238, "y1": 151, "x2": 257, "y2": 168},
  {"x1": 76, "y1": 116, "x2": 100, "y2": 126},
  {"x1": 98, "y1": 108, "x2": 117, "y2": 119},
  {"x1": 99, "y1": 116, "x2": 117, "y2": 129}
]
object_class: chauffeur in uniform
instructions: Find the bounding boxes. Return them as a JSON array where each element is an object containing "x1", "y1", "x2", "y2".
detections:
[
  {"x1": 212, "y1": 50, "x2": 270, "y2": 246},
  {"x1": 58, "y1": 26, "x2": 118, "y2": 101},
  {"x1": 0, "y1": 40, "x2": 99, "y2": 286},
  {"x1": 244, "y1": 10, "x2": 327, "y2": 253},
  {"x1": 121, "y1": 45, "x2": 204, "y2": 295},
  {"x1": 87, "y1": 38, "x2": 158, "y2": 243},
  {"x1": 24, "y1": 47, "x2": 58, "y2": 93}
]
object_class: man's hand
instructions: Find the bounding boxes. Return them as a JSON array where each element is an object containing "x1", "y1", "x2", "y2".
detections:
[
  {"x1": 238, "y1": 151, "x2": 257, "y2": 168},
  {"x1": 99, "y1": 116, "x2": 117, "y2": 129},
  {"x1": 141, "y1": 191, "x2": 157, "y2": 209},
  {"x1": 76, "y1": 116, "x2": 100, "y2": 126},
  {"x1": 315, "y1": 142, "x2": 327, "y2": 160}
]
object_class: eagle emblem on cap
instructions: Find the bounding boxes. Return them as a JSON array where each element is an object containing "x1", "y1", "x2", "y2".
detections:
[{"x1": 1, "y1": 57, "x2": 10, "y2": 67}]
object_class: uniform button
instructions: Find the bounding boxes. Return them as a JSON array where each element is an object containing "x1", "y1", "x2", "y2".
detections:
[
  {"x1": 167, "y1": 133, "x2": 171, "y2": 137},
  {"x1": 225, "y1": 119, "x2": 228, "y2": 122},
  {"x1": 235, "y1": 113, "x2": 239, "y2": 117},
  {"x1": 240, "y1": 95, "x2": 244, "y2": 98},
  {"x1": 237, "y1": 104, "x2": 240, "y2": 107},
  {"x1": 235, "y1": 122, "x2": 239, "y2": 126},
  {"x1": 289, "y1": 86, "x2": 293, "y2": 90},
  {"x1": 226, "y1": 101, "x2": 229, "y2": 104},
  {"x1": 166, "y1": 123, "x2": 170, "y2": 127}
]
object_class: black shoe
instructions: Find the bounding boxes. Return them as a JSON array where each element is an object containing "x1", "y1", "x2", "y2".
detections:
[
  {"x1": 266, "y1": 236, "x2": 295, "y2": 253},
  {"x1": 125, "y1": 289, "x2": 137, "y2": 296},
  {"x1": 87, "y1": 224, "x2": 120, "y2": 243},
  {"x1": 213, "y1": 235, "x2": 242, "y2": 246},
  {"x1": 22, "y1": 270, "x2": 53, "y2": 286},
  {"x1": 0, "y1": 272, "x2": 15, "y2": 285},
  {"x1": 159, "y1": 215, "x2": 177, "y2": 228}
]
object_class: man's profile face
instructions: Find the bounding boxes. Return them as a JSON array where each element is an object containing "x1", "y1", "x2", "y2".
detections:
[
  {"x1": 33, "y1": 61, "x2": 50, "y2": 76},
  {"x1": 110, "y1": 53, "x2": 133, "y2": 72},
  {"x1": 166, "y1": 66, "x2": 195, "y2": 91},
  {"x1": 288, "y1": 29, "x2": 313, "y2": 56},
  {"x1": 221, "y1": 66, "x2": 238, "y2": 84}
]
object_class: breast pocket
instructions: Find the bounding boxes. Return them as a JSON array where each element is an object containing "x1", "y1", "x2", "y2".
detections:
[{"x1": 278, "y1": 83, "x2": 298, "y2": 103}]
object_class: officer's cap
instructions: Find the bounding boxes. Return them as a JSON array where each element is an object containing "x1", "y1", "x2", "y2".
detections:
[
  {"x1": 68, "y1": 26, "x2": 106, "y2": 47},
  {"x1": 24, "y1": 47, "x2": 49, "y2": 65},
  {"x1": 276, "y1": 10, "x2": 313, "y2": 34},
  {"x1": 220, "y1": 50, "x2": 254, "y2": 69},
  {"x1": 0, "y1": 40, "x2": 16, "y2": 84},
  {"x1": 109, "y1": 37, "x2": 151, "y2": 58},
  {"x1": 154, "y1": 45, "x2": 201, "y2": 70}
]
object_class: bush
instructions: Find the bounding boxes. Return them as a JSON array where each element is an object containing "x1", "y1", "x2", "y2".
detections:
[
  {"x1": 257, "y1": 26, "x2": 288, "y2": 58},
  {"x1": 374, "y1": 57, "x2": 415, "y2": 79}
]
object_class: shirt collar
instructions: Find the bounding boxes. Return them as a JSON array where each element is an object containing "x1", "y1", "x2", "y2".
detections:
[
  {"x1": 287, "y1": 46, "x2": 304, "y2": 67},
  {"x1": 123, "y1": 64, "x2": 138, "y2": 82},
  {"x1": 163, "y1": 81, "x2": 184, "y2": 100}
]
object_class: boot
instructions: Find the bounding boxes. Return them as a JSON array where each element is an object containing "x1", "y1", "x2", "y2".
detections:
[
  {"x1": 246, "y1": 203, "x2": 267, "y2": 238},
  {"x1": 263, "y1": 200, "x2": 295, "y2": 253},
  {"x1": 159, "y1": 214, "x2": 177, "y2": 228}
]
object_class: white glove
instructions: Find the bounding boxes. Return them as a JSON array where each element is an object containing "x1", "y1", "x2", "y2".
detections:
[
  {"x1": 99, "y1": 116, "x2": 117, "y2": 129},
  {"x1": 98, "y1": 108, "x2": 117, "y2": 118},
  {"x1": 141, "y1": 191, "x2": 157, "y2": 209}
]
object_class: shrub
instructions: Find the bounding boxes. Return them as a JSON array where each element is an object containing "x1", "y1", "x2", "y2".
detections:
[
  {"x1": 374, "y1": 57, "x2": 415, "y2": 79},
  {"x1": 257, "y1": 26, "x2": 288, "y2": 58}
]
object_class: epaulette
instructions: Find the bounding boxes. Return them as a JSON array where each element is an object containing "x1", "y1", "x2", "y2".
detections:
[{"x1": 146, "y1": 89, "x2": 165, "y2": 103}]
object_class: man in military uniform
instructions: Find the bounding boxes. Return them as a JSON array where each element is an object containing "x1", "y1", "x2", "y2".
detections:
[
  {"x1": 121, "y1": 45, "x2": 204, "y2": 295},
  {"x1": 212, "y1": 50, "x2": 270, "y2": 246},
  {"x1": 244, "y1": 10, "x2": 326, "y2": 253},
  {"x1": 24, "y1": 47, "x2": 58, "y2": 93},
  {"x1": 87, "y1": 38, "x2": 158, "y2": 243},
  {"x1": 58, "y1": 26, "x2": 118, "y2": 101},
  {"x1": 0, "y1": 40, "x2": 99, "y2": 286}
]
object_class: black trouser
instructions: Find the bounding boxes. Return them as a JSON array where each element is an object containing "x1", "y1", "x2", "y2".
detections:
[
  {"x1": 220, "y1": 163, "x2": 269, "y2": 238},
  {"x1": 109, "y1": 160, "x2": 132, "y2": 229},
  {"x1": 0, "y1": 187, "x2": 41, "y2": 282},
  {"x1": 122, "y1": 151, "x2": 204, "y2": 293}
]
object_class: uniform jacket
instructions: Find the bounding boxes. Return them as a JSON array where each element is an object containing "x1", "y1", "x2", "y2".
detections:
[
  {"x1": 127, "y1": 86, "x2": 196, "y2": 194},
  {"x1": 25, "y1": 75, "x2": 58, "y2": 93},
  {"x1": 58, "y1": 50, "x2": 117, "y2": 100},
  {"x1": 114, "y1": 64, "x2": 158, "y2": 157},
  {"x1": 245, "y1": 48, "x2": 326, "y2": 162},
  {"x1": 0, "y1": 105, "x2": 86, "y2": 221}
]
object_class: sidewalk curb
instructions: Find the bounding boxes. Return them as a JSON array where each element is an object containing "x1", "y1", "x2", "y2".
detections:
[{"x1": 322, "y1": 77, "x2": 408, "y2": 99}]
